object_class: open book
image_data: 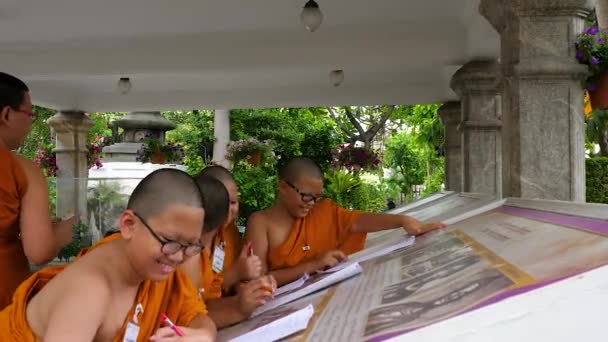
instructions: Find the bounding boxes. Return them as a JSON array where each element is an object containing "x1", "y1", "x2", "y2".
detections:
[
  {"x1": 252, "y1": 262, "x2": 363, "y2": 317},
  {"x1": 218, "y1": 299, "x2": 316, "y2": 342}
]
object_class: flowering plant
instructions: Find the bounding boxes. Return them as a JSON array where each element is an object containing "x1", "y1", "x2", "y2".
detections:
[
  {"x1": 34, "y1": 139, "x2": 58, "y2": 177},
  {"x1": 87, "y1": 136, "x2": 104, "y2": 169},
  {"x1": 575, "y1": 25, "x2": 608, "y2": 91},
  {"x1": 136, "y1": 136, "x2": 185, "y2": 164},
  {"x1": 332, "y1": 144, "x2": 381, "y2": 172},
  {"x1": 225, "y1": 138, "x2": 272, "y2": 162},
  {"x1": 34, "y1": 137, "x2": 104, "y2": 177}
]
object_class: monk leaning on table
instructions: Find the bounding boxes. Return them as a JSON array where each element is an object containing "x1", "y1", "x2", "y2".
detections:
[
  {"x1": 0, "y1": 169, "x2": 216, "y2": 341},
  {"x1": 246, "y1": 157, "x2": 447, "y2": 286},
  {"x1": 181, "y1": 166, "x2": 275, "y2": 329},
  {"x1": 0, "y1": 72, "x2": 76, "y2": 310}
]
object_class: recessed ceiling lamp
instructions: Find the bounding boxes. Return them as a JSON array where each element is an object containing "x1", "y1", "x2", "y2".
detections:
[
  {"x1": 117, "y1": 77, "x2": 132, "y2": 95},
  {"x1": 301, "y1": 0, "x2": 323, "y2": 32},
  {"x1": 329, "y1": 70, "x2": 344, "y2": 86}
]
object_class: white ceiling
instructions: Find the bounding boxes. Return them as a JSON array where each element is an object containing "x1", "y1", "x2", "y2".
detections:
[{"x1": 0, "y1": 0, "x2": 499, "y2": 111}]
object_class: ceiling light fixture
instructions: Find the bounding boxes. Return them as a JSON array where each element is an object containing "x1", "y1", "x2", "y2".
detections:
[
  {"x1": 117, "y1": 77, "x2": 132, "y2": 95},
  {"x1": 329, "y1": 70, "x2": 344, "y2": 86},
  {"x1": 301, "y1": 0, "x2": 323, "y2": 32}
]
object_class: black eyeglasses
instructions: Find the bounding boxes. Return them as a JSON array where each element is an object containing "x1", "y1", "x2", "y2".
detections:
[
  {"x1": 12, "y1": 107, "x2": 37, "y2": 121},
  {"x1": 285, "y1": 181, "x2": 324, "y2": 203},
  {"x1": 132, "y1": 212, "x2": 203, "y2": 257}
]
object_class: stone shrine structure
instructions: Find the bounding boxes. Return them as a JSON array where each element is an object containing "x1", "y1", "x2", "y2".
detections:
[{"x1": 102, "y1": 111, "x2": 176, "y2": 162}]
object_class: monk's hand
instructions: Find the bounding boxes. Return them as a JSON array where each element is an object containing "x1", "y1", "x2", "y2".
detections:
[
  {"x1": 237, "y1": 275, "x2": 276, "y2": 316},
  {"x1": 313, "y1": 250, "x2": 347, "y2": 272},
  {"x1": 402, "y1": 218, "x2": 446, "y2": 236},
  {"x1": 236, "y1": 242, "x2": 263, "y2": 281},
  {"x1": 53, "y1": 215, "x2": 80, "y2": 248},
  {"x1": 150, "y1": 326, "x2": 214, "y2": 341}
]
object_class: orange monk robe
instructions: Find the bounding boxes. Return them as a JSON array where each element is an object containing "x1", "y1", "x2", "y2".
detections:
[
  {"x1": 220, "y1": 221, "x2": 242, "y2": 271},
  {"x1": 0, "y1": 233, "x2": 207, "y2": 341},
  {"x1": 267, "y1": 199, "x2": 365, "y2": 271},
  {"x1": 199, "y1": 221, "x2": 243, "y2": 300},
  {"x1": 0, "y1": 148, "x2": 31, "y2": 310}
]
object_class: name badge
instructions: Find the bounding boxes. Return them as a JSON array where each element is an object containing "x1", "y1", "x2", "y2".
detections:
[
  {"x1": 212, "y1": 244, "x2": 225, "y2": 273},
  {"x1": 123, "y1": 322, "x2": 140, "y2": 342}
]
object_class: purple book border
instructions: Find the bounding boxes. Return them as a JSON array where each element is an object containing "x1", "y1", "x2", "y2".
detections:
[{"x1": 366, "y1": 206, "x2": 608, "y2": 342}]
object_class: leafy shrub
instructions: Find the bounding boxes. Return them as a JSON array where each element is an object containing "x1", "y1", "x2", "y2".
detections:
[
  {"x1": 233, "y1": 162, "x2": 278, "y2": 225},
  {"x1": 586, "y1": 157, "x2": 608, "y2": 203}
]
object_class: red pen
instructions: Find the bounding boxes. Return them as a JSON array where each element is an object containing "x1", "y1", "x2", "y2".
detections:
[{"x1": 160, "y1": 313, "x2": 185, "y2": 337}]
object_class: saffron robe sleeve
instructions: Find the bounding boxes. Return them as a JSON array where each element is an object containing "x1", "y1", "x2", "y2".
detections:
[
  {"x1": 0, "y1": 148, "x2": 31, "y2": 310},
  {"x1": 267, "y1": 199, "x2": 365, "y2": 271}
]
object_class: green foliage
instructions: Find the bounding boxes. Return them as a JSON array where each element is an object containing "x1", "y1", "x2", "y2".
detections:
[
  {"x1": 184, "y1": 155, "x2": 206, "y2": 176},
  {"x1": 324, "y1": 170, "x2": 363, "y2": 208},
  {"x1": 231, "y1": 108, "x2": 341, "y2": 172},
  {"x1": 422, "y1": 157, "x2": 445, "y2": 196},
  {"x1": 586, "y1": 157, "x2": 608, "y2": 204},
  {"x1": 87, "y1": 181, "x2": 129, "y2": 235},
  {"x1": 323, "y1": 170, "x2": 385, "y2": 212},
  {"x1": 349, "y1": 182, "x2": 387, "y2": 212},
  {"x1": 386, "y1": 104, "x2": 444, "y2": 195},
  {"x1": 384, "y1": 132, "x2": 425, "y2": 196},
  {"x1": 87, "y1": 113, "x2": 115, "y2": 143},
  {"x1": 297, "y1": 110, "x2": 342, "y2": 172},
  {"x1": 48, "y1": 177, "x2": 56, "y2": 214},
  {"x1": 232, "y1": 161, "x2": 278, "y2": 225},
  {"x1": 163, "y1": 110, "x2": 215, "y2": 166},
  {"x1": 575, "y1": 25, "x2": 608, "y2": 90},
  {"x1": 226, "y1": 138, "x2": 273, "y2": 162},
  {"x1": 17, "y1": 106, "x2": 55, "y2": 160},
  {"x1": 136, "y1": 138, "x2": 185, "y2": 164},
  {"x1": 586, "y1": 109, "x2": 608, "y2": 156},
  {"x1": 57, "y1": 221, "x2": 92, "y2": 262}
]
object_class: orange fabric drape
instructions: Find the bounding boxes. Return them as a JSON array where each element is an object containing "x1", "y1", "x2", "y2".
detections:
[
  {"x1": 0, "y1": 148, "x2": 30, "y2": 310},
  {"x1": 267, "y1": 200, "x2": 364, "y2": 270}
]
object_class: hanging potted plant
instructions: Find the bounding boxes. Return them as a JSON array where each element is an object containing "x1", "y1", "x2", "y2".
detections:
[
  {"x1": 331, "y1": 144, "x2": 382, "y2": 176},
  {"x1": 577, "y1": 12, "x2": 608, "y2": 157},
  {"x1": 226, "y1": 138, "x2": 272, "y2": 166},
  {"x1": 34, "y1": 136, "x2": 104, "y2": 177},
  {"x1": 576, "y1": 19, "x2": 608, "y2": 108},
  {"x1": 136, "y1": 137, "x2": 185, "y2": 165}
]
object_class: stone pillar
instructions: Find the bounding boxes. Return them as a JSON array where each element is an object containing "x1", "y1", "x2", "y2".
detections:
[
  {"x1": 451, "y1": 60, "x2": 502, "y2": 197},
  {"x1": 212, "y1": 109, "x2": 231, "y2": 168},
  {"x1": 480, "y1": 0, "x2": 591, "y2": 201},
  {"x1": 47, "y1": 111, "x2": 94, "y2": 222},
  {"x1": 437, "y1": 102, "x2": 463, "y2": 192}
]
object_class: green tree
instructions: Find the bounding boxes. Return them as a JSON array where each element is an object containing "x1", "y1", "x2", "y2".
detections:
[
  {"x1": 396, "y1": 104, "x2": 445, "y2": 195},
  {"x1": 231, "y1": 108, "x2": 341, "y2": 172},
  {"x1": 326, "y1": 106, "x2": 395, "y2": 147},
  {"x1": 163, "y1": 110, "x2": 215, "y2": 174},
  {"x1": 17, "y1": 106, "x2": 55, "y2": 159},
  {"x1": 384, "y1": 132, "x2": 425, "y2": 199}
]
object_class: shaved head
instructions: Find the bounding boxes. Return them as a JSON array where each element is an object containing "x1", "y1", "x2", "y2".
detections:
[
  {"x1": 279, "y1": 157, "x2": 323, "y2": 182},
  {"x1": 195, "y1": 175, "x2": 229, "y2": 232},
  {"x1": 198, "y1": 165, "x2": 236, "y2": 185},
  {"x1": 127, "y1": 168, "x2": 203, "y2": 222}
]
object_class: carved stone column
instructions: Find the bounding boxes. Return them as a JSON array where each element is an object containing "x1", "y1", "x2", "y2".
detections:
[
  {"x1": 48, "y1": 111, "x2": 93, "y2": 221},
  {"x1": 451, "y1": 60, "x2": 502, "y2": 197},
  {"x1": 438, "y1": 102, "x2": 463, "y2": 192},
  {"x1": 480, "y1": 0, "x2": 592, "y2": 201}
]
